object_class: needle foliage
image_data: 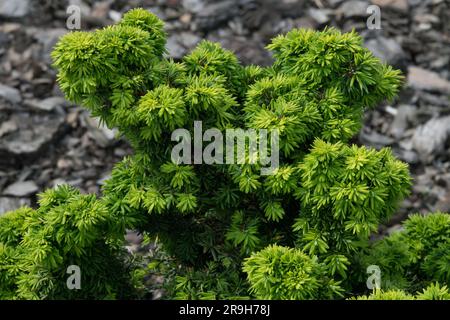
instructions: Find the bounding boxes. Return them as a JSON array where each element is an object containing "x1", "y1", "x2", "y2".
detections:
[{"x1": 0, "y1": 8, "x2": 447, "y2": 300}]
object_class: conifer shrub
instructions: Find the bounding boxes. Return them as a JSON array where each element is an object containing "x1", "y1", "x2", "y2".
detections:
[
  {"x1": 0, "y1": 8, "x2": 447, "y2": 299},
  {"x1": 357, "y1": 212, "x2": 450, "y2": 292},
  {"x1": 0, "y1": 185, "x2": 135, "y2": 299}
]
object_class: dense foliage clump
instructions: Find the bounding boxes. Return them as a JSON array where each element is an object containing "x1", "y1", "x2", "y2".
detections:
[
  {"x1": 0, "y1": 8, "x2": 448, "y2": 300},
  {"x1": 353, "y1": 283, "x2": 450, "y2": 300},
  {"x1": 357, "y1": 213, "x2": 450, "y2": 292},
  {"x1": 0, "y1": 185, "x2": 135, "y2": 299}
]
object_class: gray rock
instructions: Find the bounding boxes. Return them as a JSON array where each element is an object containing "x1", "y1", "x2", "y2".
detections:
[
  {"x1": 412, "y1": 116, "x2": 450, "y2": 163},
  {"x1": 3, "y1": 180, "x2": 38, "y2": 197},
  {"x1": 395, "y1": 149, "x2": 419, "y2": 164},
  {"x1": 308, "y1": 8, "x2": 332, "y2": 25},
  {"x1": 389, "y1": 104, "x2": 417, "y2": 138},
  {"x1": 359, "y1": 130, "x2": 395, "y2": 149},
  {"x1": 365, "y1": 36, "x2": 407, "y2": 69},
  {"x1": 0, "y1": 0, "x2": 30, "y2": 18},
  {"x1": 0, "y1": 112, "x2": 66, "y2": 165},
  {"x1": 386, "y1": 224, "x2": 404, "y2": 235},
  {"x1": 0, "y1": 119, "x2": 18, "y2": 137},
  {"x1": 338, "y1": 1, "x2": 370, "y2": 18},
  {"x1": 435, "y1": 190, "x2": 450, "y2": 213},
  {"x1": 166, "y1": 35, "x2": 186, "y2": 59},
  {"x1": 327, "y1": 0, "x2": 346, "y2": 7},
  {"x1": 125, "y1": 230, "x2": 143, "y2": 245},
  {"x1": 206, "y1": 34, "x2": 272, "y2": 66},
  {"x1": 34, "y1": 28, "x2": 67, "y2": 64},
  {"x1": 182, "y1": 0, "x2": 206, "y2": 14},
  {"x1": 25, "y1": 97, "x2": 67, "y2": 112},
  {"x1": 166, "y1": 32, "x2": 201, "y2": 59},
  {"x1": 408, "y1": 0, "x2": 422, "y2": 7},
  {"x1": 82, "y1": 114, "x2": 116, "y2": 148},
  {"x1": 407, "y1": 66, "x2": 450, "y2": 94},
  {"x1": 179, "y1": 32, "x2": 201, "y2": 49},
  {"x1": 419, "y1": 92, "x2": 450, "y2": 108},
  {"x1": 108, "y1": 10, "x2": 122, "y2": 22},
  {"x1": 371, "y1": 0, "x2": 409, "y2": 12},
  {"x1": 0, "y1": 197, "x2": 30, "y2": 215},
  {"x1": 0, "y1": 84, "x2": 21, "y2": 104},
  {"x1": 195, "y1": 0, "x2": 238, "y2": 31}
]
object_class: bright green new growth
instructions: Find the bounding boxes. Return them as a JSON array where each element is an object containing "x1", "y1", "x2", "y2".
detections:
[
  {"x1": 295, "y1": 140, "x2": 410, "y2": 256},
  {"x1": 353, "y1": 283, "x2": 450, "y2": 300},
  {"x1": 243, "y1": 245, "x2": 345, "y2": 299},
  {"x1": 244, "y1": 213, "x2": 450, "y2": 300},
  {"x1": 0, "y1": 185, "x2": 134, "y2": 299},
  {"x1": 1, "y1": 8, "x2": 446, "y2": 300},
  {"x1": 358, "y1": 213, "x2": 450, "y2": 292}
]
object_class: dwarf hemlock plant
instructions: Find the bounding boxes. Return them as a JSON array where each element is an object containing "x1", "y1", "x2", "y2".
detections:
[
  {"x1": 0, "y1": 8, "x2": 447, "y2": 299},
  {"x1": 0, "y1": 185, "x2": 135, "y2": 299},
  {"x1": 357, "y1": 213, "x2": 450, "y2": 292}
]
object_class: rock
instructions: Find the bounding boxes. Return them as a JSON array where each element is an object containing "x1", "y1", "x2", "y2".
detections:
[
  {"x1": 90, "y1": 1, "x2": 111, "y2": 20},
  {"x1": 25, "y1": 97, "x2": 67, "y2": 112},
  {"x1": 108, "y1": 10, "x2": 122, "y2": 22},
  {"x1": 0, "y1": 119, "x2": 18, "y2": 137},
  {"x1": 125, "y1": 230, "x2": 143, "y2": 245},
  {"x1": 395, "y1": 149, "x2": 419, "y2": 164},
  {"x1": 435, "y1": 191, "x2": 450, "y2": 213},
  {"x1": 365, "y1": 36, "x2": 407, "y2": 70},
  {"x1": 57, "y1": 158, "x2": 73, "y2": 170},
  {"x1": 178, "y1": 32, "x2": 201, "y2": 49},
  {"x1": 0, "y1": 0, "x2": 30, "y2": 18},
  {"x1": 182, "y1": 0, "x2": 206, "y2": 14},
  {"x1": 359, "y1": 130, "x2": 395, "y2": 149},
  {"x1": 413, "y1": 13, "x2": 440, "y2": 26},
  {"x1": 371, "y1": 0, "x2": 409, "y2": 12},
  {"x1": 294, "y1": 16, "x2": 319, "y2": 30},
  {"x1": 338, "y1": 1, "x2": 370, "y2": 18},
  {"x1": 195, "y1": 0, "x2": 238, "y2": 31},
  {"x1": 0, "y1": 31, "x2": 10, "y2": 53},
  {"x1": 34, "y1": 28, "x2": 67, "y2": 64},
  {"x1": 0, "y1": 112, "x2": 66, "y2": 166},
  {"x1": 0, "y1": 84, "x2": 21, "y2": 104},
  {"x1": 166, "y1": 32, "x2": 201, "y2": 59},
  {"x1": 308, "y1": 8, "x2": 332, "y2": 25},
  {"x1": 179, "y1": 12, "x2": 192, "y2": 24},
  {"x1": 207, "y1": 34, "x2": 272, "y2": 66},
  {"x1": 52, "y1": 178, "x2": 67, "y2": 188},
  {"x1": 407, "y1": 66, "x2": 450, "y2": 94},
  {"x1": 3, "y1": 180, "x2": 38, "y2": 197},
  {"x1": 430, "y1": 56, "x2": 449, "y2": 70},
  {"x1": 419, "y1": 92, "x2": 450, "y2": 108},
  {"x1": 408, "y1": 0, "x2": 422, "y2": 6},
  {"x1": 83, "y1": 114, "x2": 116, "y2": 148},
  {"x1": 0, "y1": 197, "x2": 30, "y2": 215},
  {"x1": 389, "y1": 104, "x2": 417, "y2": 138},
  {"x1": 166, "y1": 35, "x2": 187, "y2": 59},
  {"x1": 66, "y1": 110, "x2": 79, "y2": 127},
  {"x1": 96, "y1": 174, "x2": 111, "y2": 186},
  {"x1": 328, "y1": 0, "x2": 346, "y2": 7},
  {"x1": 386, "y1": 224, "x2": 404, "y2": 235},
  {"x1": 412, "y1": 116, "x2": 450, "y2": 163}
]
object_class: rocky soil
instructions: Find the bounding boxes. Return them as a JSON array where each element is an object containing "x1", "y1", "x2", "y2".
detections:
[{"x1": 1, "y1": 0, "x2": 449, "y2": 236}]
